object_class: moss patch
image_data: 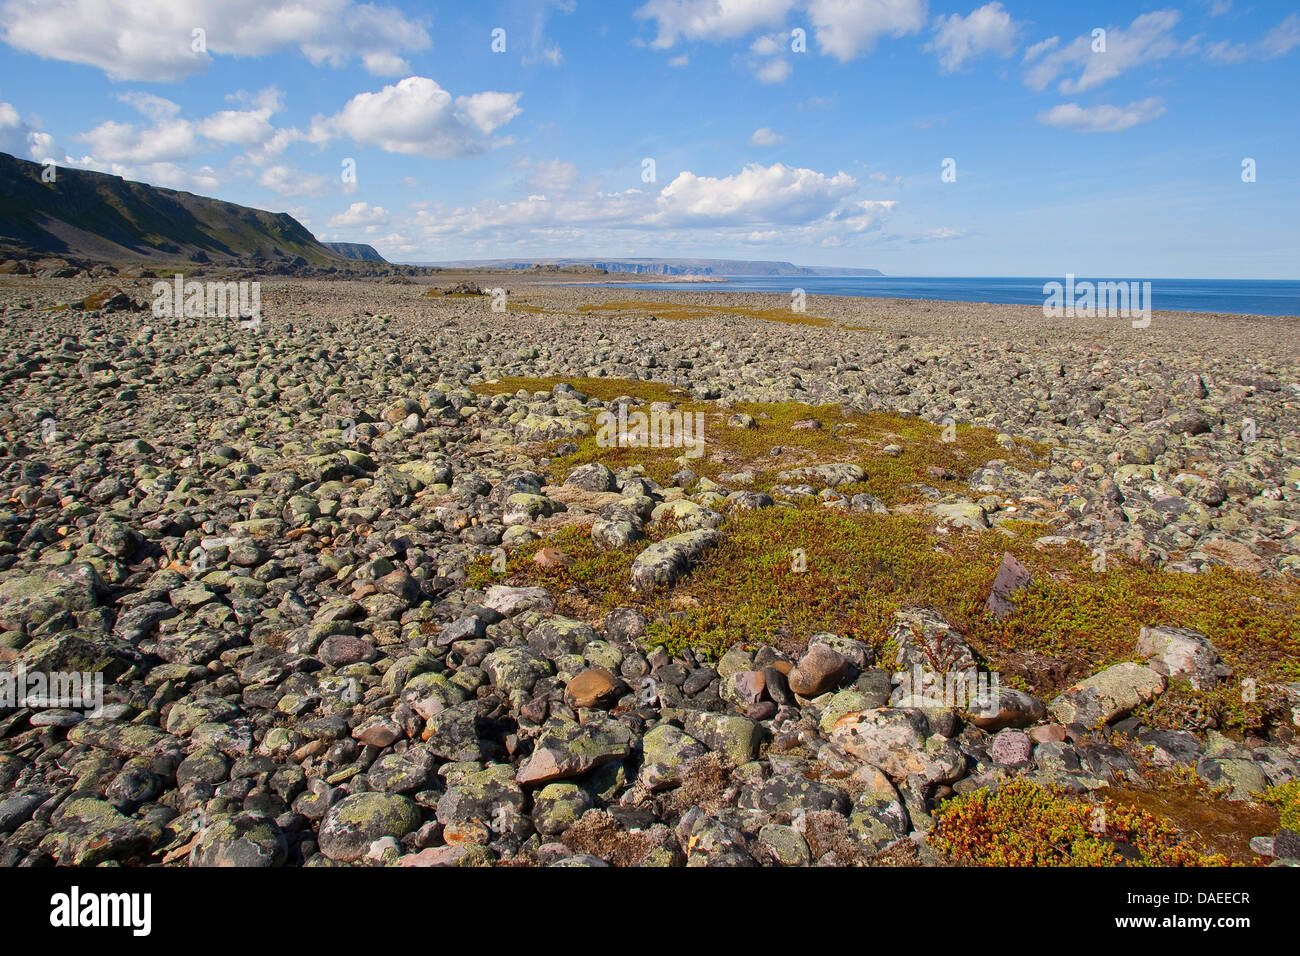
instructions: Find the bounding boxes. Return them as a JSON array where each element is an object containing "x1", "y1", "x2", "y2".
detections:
[
  {"x1": 930, "y1": 779, "x2": 1233, "y2": 866},
  {"x1": 577, "y1": 299, "x2": 835, "y2": 328}
]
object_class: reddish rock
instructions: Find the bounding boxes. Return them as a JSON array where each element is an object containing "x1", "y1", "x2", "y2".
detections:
[
  {"x1": 787, "y1": 644, "x2": 848, "y2": 697},
  {"x1": 732, "y1": 670, "x2": 767, "y2": 705},
  {"x1": 318, "y1": 635, "x2": 378, "y2": 667},
  {"x1": 1029, "y1": 724, "x2": 1067, "y2": 744},
  {"x1": 985, "y1": 552, "x2": 1032, "y2": 619},
  {"x1": 564, "y1": 667, "x2": 623, "y2": 709},
  {"x1": 534, "y1": 547, "x2": 573, "y2": 569}
]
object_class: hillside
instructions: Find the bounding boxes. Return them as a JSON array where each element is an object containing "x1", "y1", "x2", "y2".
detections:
[
  {"x1": 323, "y1": 241, "x2": 387, "y2": 262},
  {"x1": 0, "y1": 152, "x2": 346, "y2": 265}
]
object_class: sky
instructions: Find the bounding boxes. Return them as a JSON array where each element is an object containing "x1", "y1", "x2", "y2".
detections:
[{"x1": 1, "y1": 0, "x2": 1298, "y2": 277}]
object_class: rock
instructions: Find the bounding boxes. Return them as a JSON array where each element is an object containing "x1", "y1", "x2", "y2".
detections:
[
  {"x1": 637, "y1": 724, "x2": 708, "y2": 791},
  {"x1": 928, "y1": 500, "x2": 989, "y2": 530},
  {"x1": 985, "y1": 552, "x2": 1032, "y2": 619},
  {"x1": 1048, "y1": 663, "x2": 1166, "y2": 727},
  {"x1": 775, "y1": 463, "x2": 864, "y2": 487},
  {"x1": 758, "y1": 823, "x2": 811, "y2": 866},
  {"x1": 829, "y1": 708, "x2": 963, "y2": 785},
  {"x1": 990, "y1": 729, "x2": 1033, "y2": 766},
  {"x1": 965, "y1": 686, "x2": 1045, "y2": 730},
  {"x1": 191, "y1": 813, "x2": 287, "y2": 867},
  {"x1": 1195, "y1": 756, "x2": 1269, "y2": 801},
  {"x1": 317, "y1": 635, "x2": 377, "y2": 667},
  {"x1": 533, "y1": 783, "x2": 594, "y2": 835},
  {"x1": 564, "y1": 668, "x2": 624, "y2": 709},
  {"x1": 891, "y1": 607, "x2": 975, "y2": 672},
  {"x1": 787, "y1": 644, "x2": 849, "y2": 697},
  {"x1": 318, "y1": 793, "x2": 423, "y2": 862},
  {"x1": 516, "y1": 718, "x2": 635, "y2": 785},
  {"x1": 484, "y1": 585, "x2": 553, "y2": 616},
  {"x1": 1274, "y1": 829, "x2": 1300, "y2": 862},
  {"x1": 1136, "y1": 625, "x2": 1221, "y2": 690},
  {"x1": 533, "y1": 547, "x2": 573, "y2": 569},
  {"x1": 565, "y1": 463, "x2": 618, "y2": 492},
  {"x1": 629, "y1": 530, "x2": 722, "y2": 592},
  {"x1": 684, "y1": 712, "x2": 763, "y2": 766}
]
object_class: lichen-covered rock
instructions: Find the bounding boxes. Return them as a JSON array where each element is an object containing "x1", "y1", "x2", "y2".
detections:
[
  {"x1": 1048, "y1": 662, "x2": 1166, "y2": 727},
  {"x1": 629, "y1": 530, "x2": 722, "y2": 591},
  {"x1": 318, "y1": 793, "x2": 422, "y2": 862}
]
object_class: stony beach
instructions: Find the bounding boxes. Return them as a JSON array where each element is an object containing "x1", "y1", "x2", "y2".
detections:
[{"x1": 0, "y1": 272, "x2": 1297, "y2": 867}]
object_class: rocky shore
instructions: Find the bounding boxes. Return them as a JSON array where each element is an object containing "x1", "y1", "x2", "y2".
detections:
[{"x1": 0, "y1": 275, "x2": 1296, "y2": 867}]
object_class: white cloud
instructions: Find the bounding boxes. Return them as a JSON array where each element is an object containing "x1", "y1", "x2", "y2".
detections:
[
  {"x1": 518, "y1": 158, "x2": 580, "y2": 194},
  {"x1": 77, "y1": 117, "x2": 202, "y2": 164},
  {"x1": 635, "y1": 0, "x2": 796, "y2": 48},
  {"x1": 329, "y1": 201, "x2": 390, "y2": 227},
  {"x1": 652, "y1": 162, "x2": 857, "y2": 225},
  {"x1": 753, "y1": 55, "x2": 793, "y2": 82},
  {"x1": 1206, "y1": 14, "x2": 1300, "y2": 63},
  {"x1": 1024, "y1": 10, "x2": 1182, "y2": 94},
  {"x1": 1022, "y1": 36, "x2": 1058, "y2": 62},
  {"x1": 749, "y1": 127, "x2": 784, "y2": 146},
  {"x1": 362, "y1": 52, "x2": 412, "y2": 76},
  {"x1": 1036, "y1": 97, "x2": 1166, "y2": 133},
  {"x1": 309, "y1": 77, "x2": 522, "y2": 158},
  {"x1": 807, "y1": 0, "x2": 928, "y2": 62},
  {"x1": 0, "y1": 99, "x2": 59, "y2": 160},
  {"x1": 927, "y1": 2, "x2": 1018, "y2": 73},
  {"x1": 0, "y1": 0, "x2": 431, "y2": 82},
  {"x1": 258, "y1": 163, "x2": 331, "y2": 196},
  {"x1": 389, "y1": 161, "x2": 894, "y2": 255},
  {"x1": 668, "y1": 54, "x2": 690, "y2": 67}
]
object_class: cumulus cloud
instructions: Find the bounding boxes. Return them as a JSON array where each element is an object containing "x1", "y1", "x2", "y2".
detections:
[
  {"x1": 329, "y1": 201, "x2": 390, "y2": 227},
  {"x1": 0, "y1": 98, "x2": 58, "y2": 160},
  {"x1": 389, "y1": 161, "x2": 894, "y2": 255},
  {"x1": 651, "y1": 162, "x2": 857, "y2": 225},
  {"x1": 1036, "y1": 97, "x2": 1166, "y2": 133},
  {"x1": 749, "y1": 127, "x2": 784, "y2": 146},
  {"x1": 0, "y1": 0, "x2": 431, "y2": 82},
  {"x1": 927, "y1": 2, "x2": 1019, "y2": 73},
  {"x1": 258, "y1": 163, "x2": 331, "y2": 197},
  {"x1": 309, "y1": 77, "x2": 522, "y2": 158},
  {"x1": 1024, "y1": 10, "x2": 1182, "y2": 94},
  {"x1": 807, "y1": 0, "x2": 928, "y2": 62},
  {"x1": 77, "y1": 93, "x2": 203, "y2": 164},
  {"x1": 635, "y1": 0, "x2": 796, "y2": 48}
]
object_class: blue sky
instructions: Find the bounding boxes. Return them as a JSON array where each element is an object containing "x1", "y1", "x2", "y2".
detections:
[{"x1": 1, "y1": 0, "x2": 1297, "y2": 276}]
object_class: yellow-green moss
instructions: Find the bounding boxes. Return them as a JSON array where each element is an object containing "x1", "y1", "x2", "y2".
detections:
[
  {"x1": 1263, "y1": 781, "x2": 1300, "y2": 832},
  {"x1": 930, "y1": 779, "x2": 1232, "y2": 866}
]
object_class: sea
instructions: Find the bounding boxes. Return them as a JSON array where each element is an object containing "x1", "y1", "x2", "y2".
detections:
[{"x1": 576, "y1": 276, "x2": 1300, "y2": 317}]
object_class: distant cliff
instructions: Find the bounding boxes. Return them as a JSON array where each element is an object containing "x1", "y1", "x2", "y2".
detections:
[
  {"x1": 0, "y1": 152, "x2": 347, "y2": 265},
  {"x1": 323, "y1": 241, "x2": 387, "y2": 262}
]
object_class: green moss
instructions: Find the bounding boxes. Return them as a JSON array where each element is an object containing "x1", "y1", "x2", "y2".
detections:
[
  {"x1": 472, "y1": 376, "x2": 1047, "y2": 504},
  {"x1": 930, "y1": 779, "x2": 1232, "y2": 866},
  {"x1": 577, "y1": 299, "x2": 835, "y2": 327},
  {"x1": 1263, "y1": 781, "x2": 1300, "y2": 832}
]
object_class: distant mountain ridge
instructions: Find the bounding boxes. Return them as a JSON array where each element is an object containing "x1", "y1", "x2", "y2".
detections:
[
  {"x1": 0, "y1": 152, "x2": 346, "y2": 265},
  {"x1": 414, "y1": 257, "x2": 884, "y2": 277},
  {"x1": 323, "y1": 241, "x2": 387, "y2": 262}
]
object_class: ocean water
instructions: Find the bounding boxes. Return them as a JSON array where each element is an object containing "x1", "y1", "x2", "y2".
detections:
[{"x1": 576, "y1": 276, "x2": 1300, "y2": 317}]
